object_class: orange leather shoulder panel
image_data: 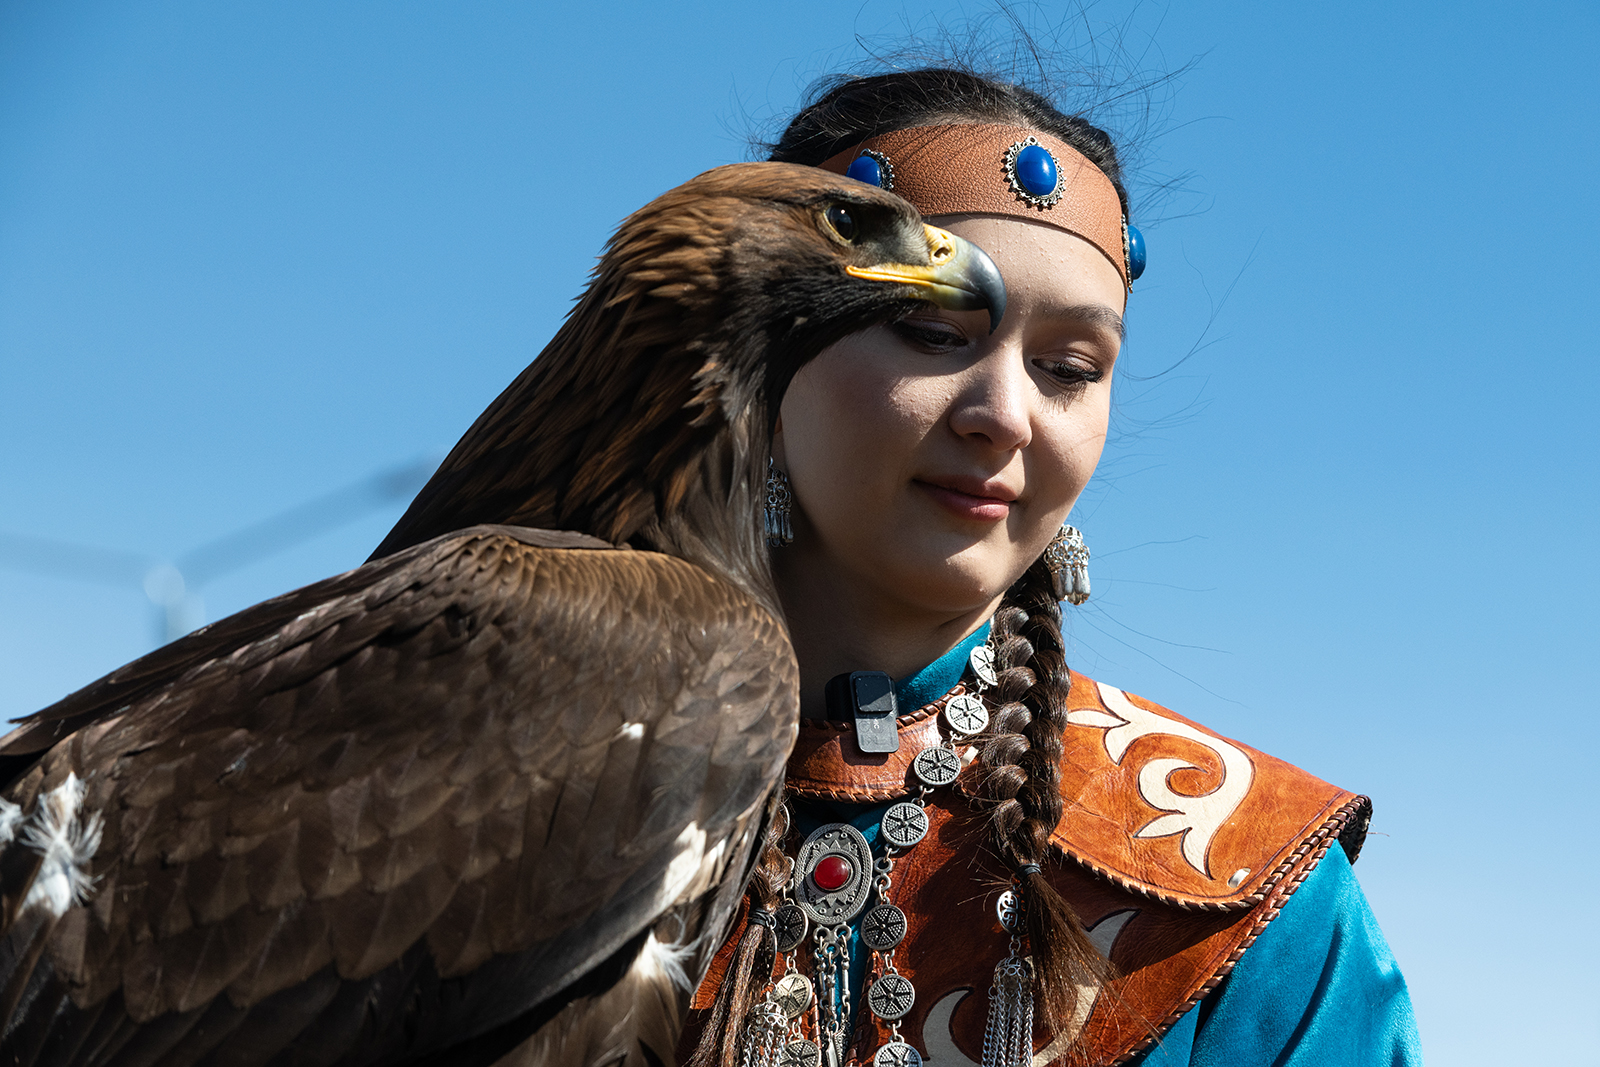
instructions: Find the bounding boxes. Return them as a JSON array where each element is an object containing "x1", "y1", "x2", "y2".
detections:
[{"x1": 1034, "y1": 671, "x2": 1367, "y2": 910}]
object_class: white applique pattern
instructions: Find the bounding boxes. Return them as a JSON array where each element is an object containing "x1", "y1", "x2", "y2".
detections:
[{"x1": 1066, "y1": 684, "x2": 1254, "y2": 879}]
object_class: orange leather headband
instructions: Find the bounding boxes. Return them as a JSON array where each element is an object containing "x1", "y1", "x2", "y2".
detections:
[{"x1": 820, "y1": 123, "x2": 1130, "y2": 288}]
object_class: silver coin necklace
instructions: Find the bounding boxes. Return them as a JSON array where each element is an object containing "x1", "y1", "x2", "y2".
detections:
[{"x1": 740, "y1": 638, "x2": 999, "y2": 1067}]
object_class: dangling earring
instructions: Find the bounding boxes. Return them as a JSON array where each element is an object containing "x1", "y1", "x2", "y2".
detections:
[
  {"x1": 765, "y1": 461, "x2": 794, "y2": 547},
  {"x1": 1044, "y1": 524, "x2": 1091, "y2": 604}
]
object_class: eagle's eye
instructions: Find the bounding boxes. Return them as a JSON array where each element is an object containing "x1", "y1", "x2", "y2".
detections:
[{"x1": 824, "y1": 204, "x2": 858, "y2": 243}]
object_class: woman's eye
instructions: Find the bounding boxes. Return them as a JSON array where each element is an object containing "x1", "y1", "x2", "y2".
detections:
[
  {"x1": 825, "y1": 204, "x2": 857, "y2": 242},
  {"x1": 892, "y1": 319, "x2": 968, "y2": 350},
  {"x1": 1036, "y1": 359, "x2": 1104, "y2": 387}
]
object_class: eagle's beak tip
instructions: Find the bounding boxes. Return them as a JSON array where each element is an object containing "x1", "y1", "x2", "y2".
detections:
[{"x1": 933, "y1": 227, "x2": 1005, "y2": 332}]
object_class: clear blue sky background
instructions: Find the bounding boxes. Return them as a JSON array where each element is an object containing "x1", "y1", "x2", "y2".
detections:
[{"x1": 2, "y1": 2, "x2": 1595, "y2": 1061}]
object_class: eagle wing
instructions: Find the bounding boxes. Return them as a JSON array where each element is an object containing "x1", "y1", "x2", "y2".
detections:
[{"x1": 0, "y1": 525, "x2": 796, "y2": 1067}]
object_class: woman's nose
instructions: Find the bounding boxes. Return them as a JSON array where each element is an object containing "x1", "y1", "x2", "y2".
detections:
[{"x1": 947, "y1": 350, "x2": 1032, "y2": 452}]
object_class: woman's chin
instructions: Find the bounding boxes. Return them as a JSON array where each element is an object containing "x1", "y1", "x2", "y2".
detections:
[{"x1": 869, "y1": 552, "x2": 1025, "y2": 619}]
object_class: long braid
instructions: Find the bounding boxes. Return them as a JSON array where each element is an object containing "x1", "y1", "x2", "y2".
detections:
[
  {"x1": 976, "y1": 556, "x2": 1111, "y2": 1033},
  {"x1": 689, "y1": 794, "x2": 789, "y2": 1067}
]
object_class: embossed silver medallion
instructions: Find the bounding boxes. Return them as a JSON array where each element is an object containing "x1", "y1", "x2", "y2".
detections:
[
  {"x1": 860, "y1": 903, "x2": 907, "y2": 951},
  {"x1": 912, "y1": 745, "x2": 960, "y2": 787},
  {"x1": 873, "y1": 1043, "x2": 923, "y2": 1067},
  {"x1": 996, "y1": 888, "x2": 1022, "y2": 932},
  {"x1": 944, "y1": 692, "x2": 989, "y2": 735},
  {"x1": 792, "y1": 822, "x2": 874, "y2": 924},
  {"x1": 781, "y1": 1039, "x2": 822, "y2": 1067},
  {"x1": 773, "y1": 902, "x2": 808, "y2": 952},
  {"x1": 772, "y1": 972, "x2": 813, "y2": 1018},
  {"x1": 867, "y1": 973, "x2": 916, "y2": 1020},
  {"x1": 969, "y1": 644, "x2": 998, "y2": 687},
  {"x1": 880, "y1": 801, "x2": 929, "y2": 849}
]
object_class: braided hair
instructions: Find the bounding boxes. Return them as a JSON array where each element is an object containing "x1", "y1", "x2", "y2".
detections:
[
  {"x1": 976, "y1": 556, "x2": 1111, "y2": 1029},
  {"x1": 697, "y1": 67, "x2": 1123, "y2": 1058}
]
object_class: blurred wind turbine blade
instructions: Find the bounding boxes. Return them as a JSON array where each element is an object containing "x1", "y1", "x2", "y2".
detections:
[
  {"x1": 0, "y1": 531, "x2": 153, "y2": 588},
  {"x1": 176, "y1": 455, "x2": 438, "y2": 588}
]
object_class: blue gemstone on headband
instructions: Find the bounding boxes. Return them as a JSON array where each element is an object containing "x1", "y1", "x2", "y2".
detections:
[
  {"x1": 1126, "y1": 224, "x2": 1147, "y2": 280},
  {"x1": 846, "y1": 154, "x2": 886, "y2": 188},
  {"x1": 1014, "y1": 143, "x2": 1058, "y2": 197}
]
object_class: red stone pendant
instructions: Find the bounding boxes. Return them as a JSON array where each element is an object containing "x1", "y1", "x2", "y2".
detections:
[{"x1": 793, "y1": 822, "x2": 873, "y2": 924}]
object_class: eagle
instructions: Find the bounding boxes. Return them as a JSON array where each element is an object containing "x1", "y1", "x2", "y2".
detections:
[{"x1": 0, "y1": 163, "x2": 1005, "y2": 1067}]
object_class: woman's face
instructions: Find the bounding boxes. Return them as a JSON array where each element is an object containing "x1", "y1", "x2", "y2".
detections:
[{"x1": 772, "y1": 214, "x2": 1125, "y2": 621}]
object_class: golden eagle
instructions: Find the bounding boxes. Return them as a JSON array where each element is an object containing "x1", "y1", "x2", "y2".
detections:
[{"x1": 0, "y1": 163, "x2": 1004, "y2": 1067}]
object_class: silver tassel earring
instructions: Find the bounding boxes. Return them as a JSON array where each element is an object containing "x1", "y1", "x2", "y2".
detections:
[
  {"x1": 1044, "y1": 524, "x2": 1091, "y2": 605},
  {"x1": 983, "y1": 885, "x2": 1036, "y2": 1067},
  {"x1": 765, "y1": 461, "x2": 794, "y2": 547}
]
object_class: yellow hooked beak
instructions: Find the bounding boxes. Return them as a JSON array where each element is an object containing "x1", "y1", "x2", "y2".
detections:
[{"x1": 845, "y1": 225, "x2": 1007, "y2": 332}]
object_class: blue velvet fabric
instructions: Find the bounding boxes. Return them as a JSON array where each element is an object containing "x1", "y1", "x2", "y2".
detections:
[{"x1": 1131, "y1": 844, "x2": 1422, "y2": 1066}]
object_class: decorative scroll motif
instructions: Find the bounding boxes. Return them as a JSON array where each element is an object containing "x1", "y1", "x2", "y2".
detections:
[{"x1": 1067, "y1": 683, "x2": 1254, "y2": 878}]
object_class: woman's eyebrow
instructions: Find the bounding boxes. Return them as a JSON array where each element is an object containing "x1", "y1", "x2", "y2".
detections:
[{"x1": 1048, "y1": 304, "x2": 1126, "y2": 341}]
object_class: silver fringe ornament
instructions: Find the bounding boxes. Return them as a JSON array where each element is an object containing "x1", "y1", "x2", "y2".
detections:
[
  {"x1": 765, "y1": 462, "x2": 795, "y2": 547},
  {"x1": 981, "y1": 954, "x2": 1035, "y2": 1067},
  {"x1": 739, "y1": 998, "x2": 790, "y2": 1067},
  {"x1": 982, "y1": 883, "x2": 1036, "y2": 1067},
  {"x1": 1043, "y1": 524, "x2": 1091, "y2": 605}
]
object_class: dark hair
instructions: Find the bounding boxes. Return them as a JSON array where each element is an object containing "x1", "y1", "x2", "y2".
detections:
[{"x1": 694, "y1": 67, "x2": 1123, "y2": 1059}]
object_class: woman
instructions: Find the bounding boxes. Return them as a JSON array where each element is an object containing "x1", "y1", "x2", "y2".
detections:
[{"x1": 682, "y1": 70, "x2": 1421, "y2": 1067}]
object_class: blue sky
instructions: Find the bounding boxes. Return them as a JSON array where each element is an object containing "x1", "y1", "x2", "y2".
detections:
[{"x1": 2, "y1": 1, "x2": 1596, "y2": 1061}]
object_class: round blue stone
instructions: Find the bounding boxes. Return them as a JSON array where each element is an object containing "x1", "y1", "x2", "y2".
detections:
[
  {"x1": 845, "y1": 154, "x2": 885, "y2": 188},
  {"x1": 1126, "y1": 224, "x2": 1147, "y2": 280},
  {"x1": 1014, "y1": 143, "x2": 1058, "y2": 198}
]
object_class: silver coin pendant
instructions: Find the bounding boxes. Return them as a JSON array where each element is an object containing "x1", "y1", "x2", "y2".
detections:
[
  {"x1": 944, "y1": 693, "x2": 989, "y2": 736},
  {"x1": 867, "y1": 973, "x2": 916, "y2": 1020},
  {"x1": 772, "y1": 972, "x2": 813, "y2": 1018},
  {"x1": 782, "y1": 1040, "x2": 822, "y2": 1067},
  {"x1": 912, "y1": 745, "x2": 960, "y2": 787},
  {"x1": 969, "y1": 644, "x2": 998, "y2": 688},
  {"x1": 874, "y1": 1041, "x2": 923, "y2": 1067},
  {"x1": 880, "y1": 801, "x2": 928, "y2": 849},
  {"x1": 860, "y1": 903, "x2": 907, "y2": 951},
  {"x1": 772, "y1": 902, "x2": 808, "y2": 952}
]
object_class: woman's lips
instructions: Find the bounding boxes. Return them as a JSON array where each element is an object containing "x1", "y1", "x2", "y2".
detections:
[{"x1": 916, "y1": 479, "x2": 1014, "y2": 522}]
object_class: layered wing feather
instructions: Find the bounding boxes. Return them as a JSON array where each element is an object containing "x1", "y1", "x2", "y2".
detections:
[{"x1": 0, "y1": 526, "x2": 796, "y2": 1067}]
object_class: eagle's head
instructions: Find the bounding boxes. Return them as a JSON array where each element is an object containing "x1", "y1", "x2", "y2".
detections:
[
  {"x1": 618, "y1": 163, "x2": 1005, "y2": 417},
  {"x1": 373, "y1": 163, "x2": 1006, "y2": 613}
]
